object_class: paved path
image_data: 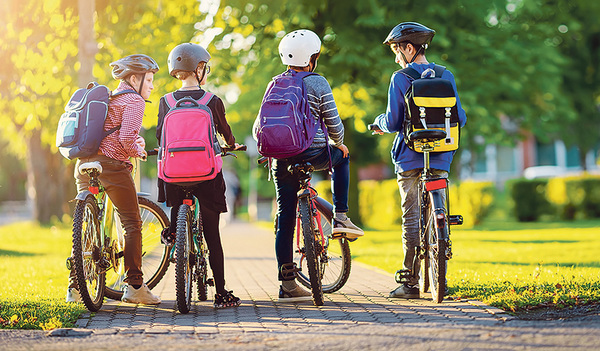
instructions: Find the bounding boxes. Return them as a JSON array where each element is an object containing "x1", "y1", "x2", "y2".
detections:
[{"x1": 1, "y1": 220, "x2": 600, "y2": 350}]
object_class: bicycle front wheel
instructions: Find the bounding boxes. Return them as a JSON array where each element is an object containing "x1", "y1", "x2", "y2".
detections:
[
  {"x1": 72, "y1": 195, "x2": 105, "y2": 312},
  {"x1": 427, "y1": 191, "x2": 448, "y2": 303},
  {"x1": 298, "y1": 197, "x2": 324, "y2": 306},
  {"x1": 175, "y1": 204, "x2": 194, "y2": 313},
  {"x1": 296, "y1": 206, "x2": 351, "y2": 293},
  {"x1": 104, "y1": 197, "x2": 170, "y2": 300}
]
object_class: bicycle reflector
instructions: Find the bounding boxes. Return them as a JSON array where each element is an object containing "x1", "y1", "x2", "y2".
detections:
[
  {"x1": 425, "y1": 179, "x2": 447, "y2": 191},
  {"x1": 88, "y1": 186, "x2": 100, "y2": 195}
]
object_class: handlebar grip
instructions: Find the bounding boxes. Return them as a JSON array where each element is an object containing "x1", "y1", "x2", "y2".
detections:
[
  {"x1": 146, "y1": 149, "x2": 158, "y2": 156},
  {"x1": 368, "y1": 124, "x2": 381, "y2": 131}
]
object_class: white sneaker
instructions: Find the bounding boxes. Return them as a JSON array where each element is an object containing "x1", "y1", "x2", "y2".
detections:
[
  {"x1": 332, "y1": 217, "x2": 365, "y2": 239},
  {"x1": 122, "y1": 284, "x2": 161, "y2": 305},
  {"x1": 66, "y1": 288, "x2": 82, "y2": 303},
  {"x1": 278, "y1": 284, "x2": 313, "y2": 302}
]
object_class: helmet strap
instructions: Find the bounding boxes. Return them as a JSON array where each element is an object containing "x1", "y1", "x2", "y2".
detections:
[
  {"x1": 195, "y1": 66, "x2": 207, "y2": 86},
  {"x1": 409, "y1": 45, "x2": 425, "y2": 64}
]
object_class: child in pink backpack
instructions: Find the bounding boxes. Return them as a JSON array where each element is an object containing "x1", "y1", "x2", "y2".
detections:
[{"x1": 156, "y1": 43, "x2": 242, "y2": 308}]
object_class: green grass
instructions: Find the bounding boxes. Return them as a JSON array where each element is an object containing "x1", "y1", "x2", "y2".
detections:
[
  {"x1": 0, "y1": 221, "x2": 86, "y2": 330},
  {"x1": 351, "y1": 219, "x2": 600, "y2": 312}
]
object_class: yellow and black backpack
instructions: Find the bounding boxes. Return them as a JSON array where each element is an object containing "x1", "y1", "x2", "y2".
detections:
[{"x1": 400, "y1": 64, "x2": 460, "y2": 153}]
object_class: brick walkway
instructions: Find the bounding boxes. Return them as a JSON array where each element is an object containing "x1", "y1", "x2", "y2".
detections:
[{"x1": 75, "y1": 220, "x2": 509, "y2": 333}]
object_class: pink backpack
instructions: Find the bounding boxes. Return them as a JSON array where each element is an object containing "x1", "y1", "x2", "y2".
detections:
[{"x1": 158, "y1": 92, "x2": 222, "y2": 184}]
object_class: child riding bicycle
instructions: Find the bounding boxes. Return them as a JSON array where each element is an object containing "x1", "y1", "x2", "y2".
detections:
[
  {"x1": 156, "y1": 43, "x2": 242, "y2": 308},
  {"x1": 67, "y1": 54, "x2": 162, "y2": 305},
  {"x1": 252, "y1": 29, "x2": 364, "y2": 302},
  {"x1": 371, "y1": 22, "x2": 467, "y2": 299}
]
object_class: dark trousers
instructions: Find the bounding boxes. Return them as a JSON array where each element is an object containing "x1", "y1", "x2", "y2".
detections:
[{"x1": 272, "y1": 146, "x2": 349, "y2": 280}]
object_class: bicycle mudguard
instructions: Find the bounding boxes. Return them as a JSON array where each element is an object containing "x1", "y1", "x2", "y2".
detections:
[
  {"x1": 137, "y1": 192, "x2": 151, "y2": 197},
  {"x1": 74, "y1": 190, "x2": 94, "y2": 202}
]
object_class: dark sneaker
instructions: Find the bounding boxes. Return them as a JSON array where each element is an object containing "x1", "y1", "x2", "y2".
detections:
[
  {"x1": 214, "y1": 291, "x2": 241, "y2": 309},
  {"x1": 332, "y1": 217, "x2": 364, "y2": 239},
  {"x1": 278, "y1": 284, "x2": 312, "y2": 302},
  {"x1": 389, "y1": 283, "x2": 420, "y2": 299}
]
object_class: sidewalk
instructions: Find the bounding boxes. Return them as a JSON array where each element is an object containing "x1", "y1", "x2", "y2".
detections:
[
  {"x1": 75, "y1": 220, "x2": 509, "y2": 333},
  {"x1": 2, "y1": 220, "x2": 599, "y2": 350}
]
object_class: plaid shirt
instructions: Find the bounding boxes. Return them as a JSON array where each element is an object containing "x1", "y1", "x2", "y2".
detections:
[{"x1": 99, "y1": 82, "x2": 146, "y2": 163}]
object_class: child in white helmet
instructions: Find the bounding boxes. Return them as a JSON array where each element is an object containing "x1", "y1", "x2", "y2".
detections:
[{"x1": 253, "y1": 29, "x2": 364, "y2": 302}]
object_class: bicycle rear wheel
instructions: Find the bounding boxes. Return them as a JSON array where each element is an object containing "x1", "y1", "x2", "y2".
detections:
[
  {"x1": 72, "y1": 195, "x2": 105, "y2": 312},
  {"x1": 175, "y1": 204, "x2": 194, "y2": 313},
  {"x1": 427, "y1": 191, "x2": 447, "y2": 303},
  {"x1": 296, "y1": 206, "x2": 351, "y2": 293},
  {"x1": 104, "y1": 197, "x2": 170, "y2": 300},
  {"x1": 298, "y1": 197, "x2": 324, "y2": 306}
]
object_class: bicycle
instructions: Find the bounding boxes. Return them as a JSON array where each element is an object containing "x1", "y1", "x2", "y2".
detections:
[
  {"x1": 69, "y1": 150, "x2": 170, "y2": 312},
  {"x1": 173, "y1": 145, "x2": 246, "y2": 314},
  {"x1": 368, "y1": 124, "x2": 463, "y2": 303},
  {"x1": 262, "y1": 157, "x2": 352, "y2": 306}
]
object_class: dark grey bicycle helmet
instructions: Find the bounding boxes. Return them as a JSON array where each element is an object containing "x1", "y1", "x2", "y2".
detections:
[
  {"x1": 110, "y1": 54, "x2": 159, "y2": 80},
  {"x1": 383, "y1": 22, "x2": 436, "y2": 46},
  {"x1": 168, "y1": 43, "x2": 211, "y2": 77}
]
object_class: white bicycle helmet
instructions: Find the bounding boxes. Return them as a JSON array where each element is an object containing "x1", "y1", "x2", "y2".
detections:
[{"x1": 278, "y1": 29, "x2": 321, "y2": 66}]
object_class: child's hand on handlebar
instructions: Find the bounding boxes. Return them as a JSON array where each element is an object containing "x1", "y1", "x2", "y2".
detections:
[{"x1": 368, "y1": 124, "x2": 384, "y2": 135}]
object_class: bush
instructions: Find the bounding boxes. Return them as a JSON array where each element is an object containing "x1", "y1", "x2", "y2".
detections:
[
  {"x1": 316, "y1": 178, "x2": 495, "y2": 230},
  {"x1": 507, "y1": 179, "x2": 552, "y2": 222},
  {"x1": 547, "y1": 174, "x2": 600, "y2": 220},
  {"x1": 449, "y1": 180, "x2": 495, "y2": 227}
]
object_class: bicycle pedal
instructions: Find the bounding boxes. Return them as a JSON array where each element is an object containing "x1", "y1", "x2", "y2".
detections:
[
  {"x1": 65, "y1": 257, "x2": 73, "y2": 270},
  {"x1": 394, "y1": 269, "x2": 412, "y2": 284},
  {"x1": 206, "y1": 278, "x2": 215, "y2": 286},
  {"x1": 449, "y1": 215, "x2": 463, "y2": 225}
]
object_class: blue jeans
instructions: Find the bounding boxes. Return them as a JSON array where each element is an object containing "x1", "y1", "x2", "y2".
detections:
[{"x1": 272, "y1": 146, "x2": 349, "y2": 280}]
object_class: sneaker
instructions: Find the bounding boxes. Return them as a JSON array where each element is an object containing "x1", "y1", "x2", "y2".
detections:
[
  {"x1": 122, "y1": 284, "x2": 161, "y2": 305},
  {"x1": 66, "y1": 288, "x2": 82, "y2": 303},
  {"x1": 278, "y1": 284, "x2": 312, "y2": 302},
  {"x1": 332, "y1": 217, "x2": 364, "y2": 239},
  {"x1": 389, "y1": 283, "x2": 420, "y2": 299},
  {"x1": 214, "y1": 291, "x2": 241, "y2": 309}
]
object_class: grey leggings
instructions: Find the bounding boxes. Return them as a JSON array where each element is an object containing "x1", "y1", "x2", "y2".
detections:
[{"x1": 397, "y1": 168, "x2": 448, "y2": 286}]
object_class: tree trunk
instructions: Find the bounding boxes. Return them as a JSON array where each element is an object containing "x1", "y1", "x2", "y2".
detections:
[{"x1": 26, "y1": 129, "x2": 71, "y2": 224}]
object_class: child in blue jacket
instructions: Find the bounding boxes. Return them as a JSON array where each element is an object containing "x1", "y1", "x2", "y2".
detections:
[{"x1": 372, "y1": 22, "x2": 467, "y2": 299}]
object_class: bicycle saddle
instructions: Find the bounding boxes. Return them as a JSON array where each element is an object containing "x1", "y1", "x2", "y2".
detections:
[
  {"x1": 408, "y1": 129, "x2": 447, "y2": 143},
  {"x1": 78, "y1": 161, "x2": 103, "y2": 175},
  {"x1": 288, "y1": 162, "x2": 314, "y2": 175}
]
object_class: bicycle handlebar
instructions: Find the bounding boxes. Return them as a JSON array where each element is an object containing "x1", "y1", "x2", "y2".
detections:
[{"x1": 368, "y1": 124, "x2": 382, "y2": 133}]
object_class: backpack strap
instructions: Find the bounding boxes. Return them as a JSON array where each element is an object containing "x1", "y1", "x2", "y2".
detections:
[
  {"x1": 433, "y1": 64, "x2": 446, "y2": 78},
  {"x1": 398, "y1": 67, "x2": 421, "y2": 81},
  {"x1": 103, "y1": 89, "x2": 140, "y2": 139},
  {"x1": 164, "y1": 92, "x2": 177, "y2": 110},
  {"x1": 198, "y1": 91, "x2": 214, "y2": 105}
]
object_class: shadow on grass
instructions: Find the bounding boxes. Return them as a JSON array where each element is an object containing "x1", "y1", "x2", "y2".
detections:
[{"x1": 0, "y1": 249, "x2": 35, "y2": 257}]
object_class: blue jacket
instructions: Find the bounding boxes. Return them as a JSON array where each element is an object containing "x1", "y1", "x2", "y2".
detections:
[{"x1": 374, "y1": 62, "x2": 467, "y2": 173}]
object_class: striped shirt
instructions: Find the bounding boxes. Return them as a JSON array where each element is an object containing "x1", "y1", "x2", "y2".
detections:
[
  {"x1": 99, "y1": 82, "x2": 146, "y2": 163},
  {"x1": 303, "y1": 74, "x2": 344, "y2": 148}
]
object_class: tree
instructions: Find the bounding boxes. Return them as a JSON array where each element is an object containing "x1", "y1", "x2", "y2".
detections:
[{"x1": 0, "y1": 0, "x2": 80, "y2": 223}]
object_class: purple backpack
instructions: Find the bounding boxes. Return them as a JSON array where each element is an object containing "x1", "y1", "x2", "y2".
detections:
[{"x1": 256, "y1": 70, "x2": 320, "y2": 159}]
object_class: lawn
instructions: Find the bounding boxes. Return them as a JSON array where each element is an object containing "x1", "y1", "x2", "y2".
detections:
[
  {"x1": 0, "y1": 221, "x2": 86, "y2": 329},
  {"x1": 350, "y1": 218, "x2": 600, "y2": 312}
]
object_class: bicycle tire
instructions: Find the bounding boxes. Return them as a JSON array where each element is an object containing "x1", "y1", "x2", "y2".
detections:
[
  {"x1": 175, "y1": 204, "x2": 193, "y2": 313},
  {"x1": 104, "y1": 196, "x2": 170, "y2": 300},
  {"x1": 427, "y1": 190, "x2": 447, "y2": 303},
  {"x1": 298, "y1": 197, "x2": 324, "y2": 306},
  {"x1": 72, "y1": 195, "x2": 105, "y2": 312},
  {"x1": 296, "y1": 205, "x2": 351, "y2": 293}
]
